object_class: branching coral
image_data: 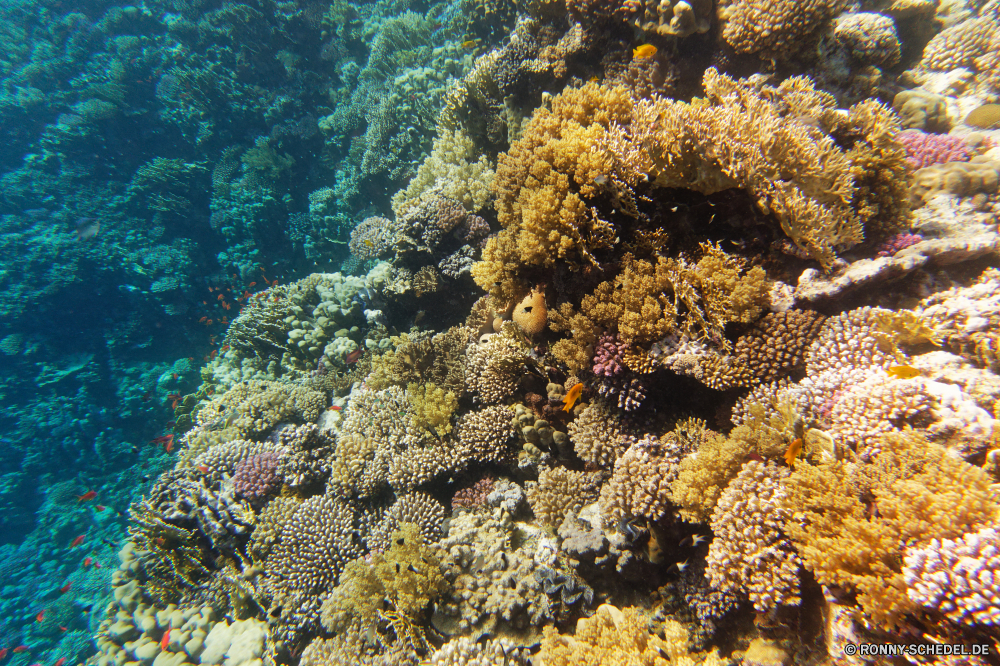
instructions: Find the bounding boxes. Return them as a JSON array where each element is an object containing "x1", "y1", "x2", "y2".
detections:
[
  {"x1": 536, "y1": 603, "x2": 724, "y2": 666},
  {"x1": 781, "y1": 431, "x2": 1000, "y2": 629},
  {"x1": 606, "y1": 69, "x2": 909, "y2": 267},
  {"x1": 706, "y1": 461, "x2": 801, "y2": 614},
  {"x1": 471, "y1": 82, "x2": 635, "y2": 302}
]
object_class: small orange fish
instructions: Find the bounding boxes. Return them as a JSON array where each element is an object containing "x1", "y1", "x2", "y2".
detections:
[
  {"x1": 197, "y1": 465, "x2": 209, "y2": 473},
  {"x1": 95, "y1": 504, "x2": 106, "y2": 512},
  {"x1": 58, "y1": 583, "x2": 71, "y2": 594},
  {"x1": 12, "y1": 647, "x2": 29, "y2": 654},
  {"x1": 70, "y1": 535, "x2": 85, "y2": 548},
  {"x1": 209, "y1": 350, "x2": 217, "y2": 360},
  {"x1": 886, "y1": 365, "x2": 921, "y2": 379},
  {"x1": 206, "y1": 319, "x2": 213, "y2": 325},
  {"x1": 54, "y1": 658, "x2": 66, "y2": 666},
  {"x1": 151, "y1": 434, "x2": 174, "y2": 453},
  {"x1": 171, "y1": 373, "x2": 178, "y2": 380},
  {"x1": 328, "y1": 405, "x2": 342, "y2": 411},
  {"x1": 83, "y1": 557, "x2": 93, "y2": 568},
  {"x1": 248, "y1": 282, "x2": 256, "y2": 288},
  {"x1": 58, "y1": 627, "x2": 67, "y2": 633},
  {"x1": 345, "y1": 349, "x2": 362, "y2": 364},
  {"x1": 161, "y1": 628, "x2": 171, "y2": 651},
  {"x1": 208, "y1": 286, "x2": 214, "y2": 292},
  {"x1": 217, "y1": 294, "x2": 224, "y2": 301},
  {"x1": 199, "y1": 316, "x2": 208, "y2": 323},
  {"x1": 0, "y1": 648, "x2": 7, "y2": 661},
  {"x1": 784, "y1": 438, "x2": 803, "y2": 467},
  {"x1": 76, "y1": 490, "x2": 97, "y2": 503},
  {"x1": 461, "y1": 39, "x2": 479, "y2": 49},
  {"x1": 35, "y1": 610, "x2": 45, "y2": 623},
  {"x1": 633, "y1": 43, "x2": 657, "y2": 59},
  {"x1": 562, "y1": 383, "x2": 584, "y2": 412}
]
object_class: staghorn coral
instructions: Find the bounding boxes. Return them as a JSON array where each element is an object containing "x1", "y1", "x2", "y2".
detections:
[
  {"x1": 607, "y1": 70, "x2": 910, "y2": 267},
  {"x1": 903, "y1": 526, "x2": 1000, "y2": 626},
  {"x1": 536, "y1": 603, "x2": 724, "y2": 666},
  {"x1": 719, "y1": 0, "x2": 847, "y2": 59},
  {"x1": 567, "y1": 399, "x2": 637, "y2": 466},
  {"x1": 526, "y1": 467, "x2": 603, "y2": 530},
  {"x1": 706, "y1": 461, "x2": 801, "y2": 614},
  {"x1": 781, "y1": 431, "x2": 1000, "y2": 629}
]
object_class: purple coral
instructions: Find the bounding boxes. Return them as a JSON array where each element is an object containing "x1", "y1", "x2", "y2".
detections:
[
  {"x1": 876, "y1": 232, "x2": 923, "y2": 257},
  {"x1": 592, "y1": 332, "x2": 628, "y2": 377},
  {"x1": 904, "y1": 526, "x2": 1000, "y2": 626},
  {"x1": 233, "y1": 451, "x2": 283, "y2": 501},
  {"x1": 451, "y1": 476, "x2": 496, "y2": 512},
  {"x1": 898, "y1": 130, "x2": 973, "y2": 169}
]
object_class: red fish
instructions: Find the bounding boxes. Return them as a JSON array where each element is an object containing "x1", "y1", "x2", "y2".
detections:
[
  {"x1": 83, "y1": 557, "x2": 93, "y2": 568},
  {"x1": 76, "y1": 491, "x2": 97, "y2": 503},
  {"x1": 328, "y1": 405, "x2": 341, "y2": 411},
  {"x1": 345, "y1": 349, "x2": 362, "y2": 364},
  {"x1": 0, "y1": 648, "x2": 8, "y2": 660},
  {"x1": 35, "y1": 610, "x2": 45, "y2": 623},
  {"x1": 196, "y1": 465, "x2": 209, "y2": 473},
  {"x1": 58, "y1": 627, "x2": 67, "y2": 633},
  {"x1": 151, "y1": 435, "x2": 174, "y2": 453},
  {"x1": 161, "y1": 628, "x2": 171, "y2": 651},
  {"x1": 54, "y1": 658, "x2": 66, "y2": 666},
  {"x1": 58, "y1": 583, "x2": 71, "y2": 594},
  {"x1": 12, "y1": 647, "x2": 29, "y2": 654},
  {"x1": 70, "y1": 535, "x2": 85, "y2": 548},
  {"x1": 95, "y1": 505, "x2": 106, "y2": 512}
]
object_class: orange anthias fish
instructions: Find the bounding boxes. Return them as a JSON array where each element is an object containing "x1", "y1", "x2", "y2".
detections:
[
  {"x1": 82, "y1": 557, "x2": 93, "y2": 568},
  {"x1": 0, "y1": 648, "x2": 7, "y2": 661},
  {"x1": 633, "y1": 44, "x2": 657, "y2": 59},
  {"x1": 54, "y1": 658, "x2": 66, "y2": 666},
  {"x1": 35, "y1": 610, "x2": 45, "y2": 623},
  {"x1": 76, "y1": 490, "x2": 97, "y2": 503},
  {"x1": 562, "y1": 383, "x2": 584, "y2": 412},
  {"x1": 886, "y1": 365, "x2": 921, "y2": 379},
  {"x1": 70, "y1": 535, "x2": 85, "y2": 548},
  {"x1": 345, "y1": 349, "x2": 362, "y2": 364},
  {"x1": 12, "y1": 646, "x2": 29, "y2": 654},
  {"x1": 161, "y1": 628, "x2": 171, "y2": 651},
  {"x1": 58, "y1": 582, "x2": 71, "y2": 594},
  {"x1": 784, "y1": 438, "x2": 803, "y2": 467},
  {"x1": 151, "y1": 434, "x2": 174, "y2": 453}
]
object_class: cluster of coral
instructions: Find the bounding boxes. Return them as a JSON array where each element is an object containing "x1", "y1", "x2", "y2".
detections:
[{"x1": 62, "y1": 0, "x2": 1000, "y2": 665}]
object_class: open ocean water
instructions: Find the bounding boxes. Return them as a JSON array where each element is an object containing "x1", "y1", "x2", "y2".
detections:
[{"x1": 1, "y1": 0, "x2": 999, "y2": 664}]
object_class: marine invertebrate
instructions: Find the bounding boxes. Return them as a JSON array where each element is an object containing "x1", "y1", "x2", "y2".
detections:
[
  {"x1": 512, "y1": 288, "x2": 547, "y2": 336},
  {"x1": 599, "y1": 433, "x2": 687, "y2": 524},
  {"x1": 910, "y1": 157, "x2": 1000, "y2": 205},
  {"x1": 367, "y1": 492, "x2": 447, "y2": 553},
  {"x1": 526, "y1": 466, "x2": 602, "y2": 529},
  {"x1": 875, "y1": 232, "x2": 923, "y2": 257},
  {"x1": 732, "y1": 310, "x2": 826, "y2": 385},
  {"x1": 720, "y1": 0, "x2": 847, "y2": 59},
  {"x1": 566, "y1": 399, "x2": 637, "y2": 466},
  {"x1": 536, "y1": 603, "x2": 724, "y2": 665},
  {"x1": 232, "y1": 451, "x2": 283, "y2": 502},
  {"x1": 706, "y1": 460, "x2": 801, "y2": 614},
  {"x1": 592, "y1": 332, "x2": 628, "y2": 377},
  {"x1": 781, "y1": 431, "x2": 1000, "y2": 628},
  {"x1": 622, "y1": 0, "x2": 713, "y2": 37},
  {"x1": 903, "y1": 526, "x2": 1000, "y2": 626},
  {"x1": 833, "y1": 12, "x2": 901, "y2": 67},
  {"x1": 898, "y1": 130, "x2": 976, "y2": 169},
  {"x1": 607, "y1": 69, "x2": 910, "y2": 267},
  {"x1": 454, "y1": 404, "x2": 517, "y2": 463},
  {"x1": 919, "y1": 16, "x2": 998, "y2": 71},
  {"x1": 464, "y1": 326, "x2": 531, "y2": 403}
]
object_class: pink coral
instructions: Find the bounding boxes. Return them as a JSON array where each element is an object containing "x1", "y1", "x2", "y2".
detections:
[
  {"x1": 876, "y1": 232, "x2": 923, "y2": 257},
  {"x1": 898, "y1": 130, "x2": 972, "y2": 169},
  {"x1": 233, "y1": 451, "x2": 282, "y2": 501},
  {"x1": 592, "y1": 332, "x2": 628, "y2": 377},
  {"x1": 451, "y1": 476, "x2": 496, "y2": 512}
]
